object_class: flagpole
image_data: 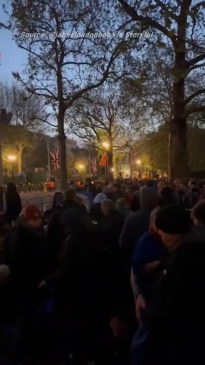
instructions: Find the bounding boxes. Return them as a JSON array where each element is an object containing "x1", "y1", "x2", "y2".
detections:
[
  {"x1": 47, "y1": 142, "x2": 51, "y2": 179},
  {"x1": 105, "y1": 152, "x2": 107, "y2": 180},
  {"x1": 88, "y1": 148, "x2": 91, "y2": 178}
]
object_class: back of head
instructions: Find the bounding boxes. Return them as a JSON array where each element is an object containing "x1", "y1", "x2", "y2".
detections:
[
  {"x1": 155, "y1": 205, "x2": 191, "y2": 235},
  {"x1": 64, "y1": 188, "x2": 76, "y2": 202},
  {"x1": 21, "y1": 205, "x2": 41, "y2": 224},
  {"x1": 139, "y1": 186, "x2": 158, "y2": 210},
  {"x1": 101, "y1": 199, "x2": 116, "y2": 215},
  {"x1": 7, "y1": 183, "x2": 17, "y2": 194},
  {"x1": 93, "y1": 192, "x2": 107, "y2": 204},
  {"x1": 116, "y1": 197, "x2": 129, "y2": 213},
  {"x1": 161, "y1": 186, "x2": 175, "y2": 205}
]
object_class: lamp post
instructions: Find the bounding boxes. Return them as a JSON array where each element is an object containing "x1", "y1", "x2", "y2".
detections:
[
  {"x1": 8, "y1": 155, "x2": 17, "y2": 182},
  {"x1": 79, "y1": 164, "x2": 84, "y2": 180},
  {"x1": 136, "y1": 159, "x2": 142, "y2": 179},
  {"x1": 102, "y1": 142, "x2": 109, "y2": 180}
]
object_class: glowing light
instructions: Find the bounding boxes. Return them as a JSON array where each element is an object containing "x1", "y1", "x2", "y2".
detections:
[{"x1": 7, "y1": 155, "x2": 16, "y2": 161}]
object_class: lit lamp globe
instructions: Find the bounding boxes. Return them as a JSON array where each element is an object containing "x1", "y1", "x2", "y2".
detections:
[
  {"x1": 102, "y1": 142, "x2": 109, "y2": 149},
  {"x1": 8, "y1": 155, "x2": 16, "y2": 162}
]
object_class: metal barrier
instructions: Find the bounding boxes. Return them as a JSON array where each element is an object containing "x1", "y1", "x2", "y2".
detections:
[{"x1": 21, "y1": 195, "x2": 54, "y2": 212}]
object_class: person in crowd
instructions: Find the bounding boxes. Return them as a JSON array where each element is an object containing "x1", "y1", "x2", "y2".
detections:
[
  {"x1": 4, "y1": 205, "x2": 46, "y2": 318},
  {"x1": 112, "y1": 183, "x2": 124, "y2": 202},
  {"x1": 101, "y1": 199, "x2": 124, "y2": 252},
  {"x1": 159, "y1": 186, "x2": 177, "y2": 206},
  {"x1": 119, "y1": 187, "x2": 158, "y2": 259},
  {"x1": 131, "y1": 207, "x2": 165, "y2": 304},
  {"x1": 46, "y1": 189, "x2": 88, "y2": 272},
  {"x1": 52, "y1": 192, "x2": 64, "y2": 209},
  {"x1": 130, "y1": 191, "x2": 140, "y2": 212},
  {"x1": 93, "y1": 192, "x2": 107, "y2": 204},
  {"x1": 191, "y1": 199, "x2": 205, "y2": 226},
  {"x1": 4, "y1": 183, "x2": 22, "y2": 226},
  {"x1": 39, "y1": 210, "x2": 122, "y2": 363},
  {"x1": 132, "y1": 205, "x2": 205, "y2": 365},
  {"x1": 157, "y1": 181, "x2": 166, "y2": 194},
  {"x1": 116, "y1": 197, "x2": 132, "y2": 219},
  {"x1": 183, "y1": 185, "x2": 201, "y2": 209},
  {"x1": 0, "y1": 264, "x2": 10, "y2": 284}
]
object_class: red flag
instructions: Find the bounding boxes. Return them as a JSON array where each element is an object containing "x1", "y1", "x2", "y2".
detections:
[{"x1": 99, "y1": 153, "x2": 107, "y2": 167}]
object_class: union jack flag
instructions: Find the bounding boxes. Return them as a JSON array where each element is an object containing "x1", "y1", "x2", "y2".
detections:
[
  {"x1": 89, "y1": 159, "x2": 97, "y2": 173},
  {"x1": 50, "y1": 149, "x2": 60, "y2": 172}
]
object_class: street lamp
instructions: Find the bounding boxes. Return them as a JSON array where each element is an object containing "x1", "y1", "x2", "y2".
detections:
[
  {"x1": 102, "y1": 141, "x2": 109, "y2": 150},
  {"x1": 78, "y1": 164, "x2": 84, "y2": 180},
  {"x1": 136, "y1": 159, "x2": 142, "y2": 179},
  {"x1": 136, "y1": 159, "x2": 141, "y2": 165},
  {"x1": 8, "y1": 155, "x2": 16, "y2": 181},
  {"x1": 102, "y1": 142, "x2": 110, "y2": 180}
]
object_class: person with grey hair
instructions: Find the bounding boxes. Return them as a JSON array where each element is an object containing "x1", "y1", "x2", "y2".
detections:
[
  {"x1": 116, "y1": 197, "x2": 132, "y2": 219},
  {"x1": 119, "y1": 187, "x2": 159, "y2": 259}
]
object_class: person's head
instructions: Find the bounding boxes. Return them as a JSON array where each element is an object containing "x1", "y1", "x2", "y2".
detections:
[
  {"x1": 7, "y1": 182, "x2": 17, "y2": 193},
  {"x1": 191, "y1": 200, "x2": 205, "y2": 226},
  {"x1": 21, "y1": 205, "x2": 42, "y2": 229},
  {"x1": 64, "y1": 188, "x2": 76, "y2": 202},
  {"x1": 149, "y1": 207, "x2": 161, "y2": 233},
  {"x1": 93, "y1": 192, "x2": 107, "y2": 204},
  {"x1": 139, "y1": 187, "x2": 158, "y2": 211},
  {"x1": 160, "y1": 186, "x2": 175, "y2": 205},
  {"x1": 113, "y1": 183, "x2": 121, "y2": 193},
  {"x1": 101, "y1": 199, "x2": 116, "y2": 216},
  {"x1": 75, "y1": 195, "x2": 84, "y2": 206},
  {"x1": 158, "y1": 181, "x2": 166, "y2": 194},
  {"x1": 52, "y1": 192, "x2": 64, "y2": 208},
  {"x1": 116, "y1": 197, "x2": 130, "y2": 214},
  {"x1": 155, "y1": 205, "x2": 191, "y2": 248}
]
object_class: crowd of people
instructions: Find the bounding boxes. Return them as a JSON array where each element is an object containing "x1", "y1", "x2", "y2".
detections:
[{"x1": 1, "y1": 178, "x2": 205, "y2": 364}]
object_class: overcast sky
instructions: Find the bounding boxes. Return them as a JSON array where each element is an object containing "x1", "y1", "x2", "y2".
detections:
[{"x1": 0, "y1": 0, "x2": 28, "y2": 84}]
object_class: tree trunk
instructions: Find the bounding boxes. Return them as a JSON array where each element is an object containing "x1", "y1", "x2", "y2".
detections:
[
  {"x1": 57, "y1": 111, "x2": 67, "y2": 191},
  {"x1": 170, "y1": 46, "x2": 189, "y2": 180},
  {"x1": 167, "y1": 132, "x2": 172, "y2": 180}
]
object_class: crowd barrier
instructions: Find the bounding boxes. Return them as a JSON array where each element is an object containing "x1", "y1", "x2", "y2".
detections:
[{"x1": 21, "y1": 195, "x2": 54, "y2": 212}]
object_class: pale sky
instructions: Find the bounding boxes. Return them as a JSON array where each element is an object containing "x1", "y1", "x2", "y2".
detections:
[{"x1": 0, "y1": 0, "x2": 27, "y2": 83}]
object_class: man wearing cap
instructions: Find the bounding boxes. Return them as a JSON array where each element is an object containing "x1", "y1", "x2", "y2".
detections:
[{"x1": 132, "y1": 205, "x2": 205, "y2": 365}]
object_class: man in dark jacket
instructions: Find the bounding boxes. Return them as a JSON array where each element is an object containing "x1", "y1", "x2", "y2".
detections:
[
  {"x1": 4, "y1": 183, "x2": 22, "y2": 225},
  {"x1": 119, "y1": 187, "x2": 158, "y2": 259},
  {"x1": 4, "y1": 205, "x2": 46, "y2": 316},
  {"x1": 132, "y1": 205, "x2": 205, "y2": 365}
]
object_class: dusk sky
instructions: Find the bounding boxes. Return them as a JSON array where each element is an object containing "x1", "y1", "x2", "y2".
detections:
[{"x1": 0, "y1": 0, "x2": 27, "y2": 84}]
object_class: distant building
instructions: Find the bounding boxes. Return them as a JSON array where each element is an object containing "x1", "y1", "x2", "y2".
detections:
[{"x1": 66, "y1": 138, "x2": 78, "y2": 154}]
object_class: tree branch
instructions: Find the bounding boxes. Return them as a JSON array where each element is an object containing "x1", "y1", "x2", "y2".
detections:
[
  {"x1": 185, "y1": 89, "x2": 205, "y2": 105},
  {"x1": 187, "y1": 53, "x2": 205, "y2": 67},
  {"x1": 185, "y1": 106, "x2": 205, "y2": 117},
  {"x1": 117, "y1": 0, "x2": 176, "y2": 40}
]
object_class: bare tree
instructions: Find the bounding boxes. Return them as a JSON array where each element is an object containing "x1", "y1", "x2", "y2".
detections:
[
  {"x1": 8, "y1": 0, "x2": 129, "y2": 188},
  {"x1": 118, "y1": 0, "x2": 205, "y2": 179},
  {"x1": 69, "y1": 89, "x2": 132, "y2": 179}
]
